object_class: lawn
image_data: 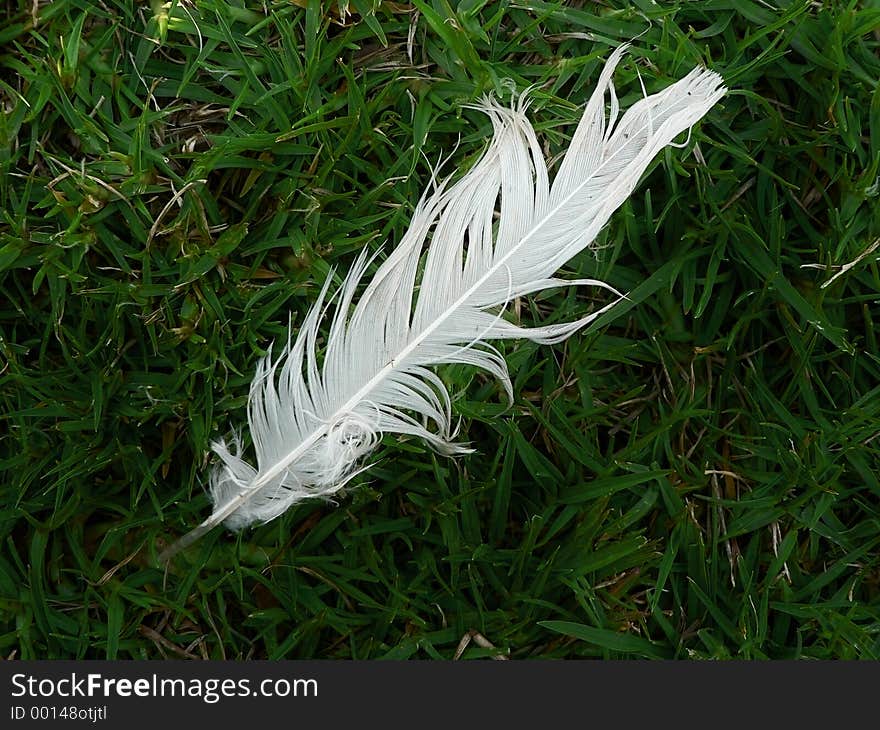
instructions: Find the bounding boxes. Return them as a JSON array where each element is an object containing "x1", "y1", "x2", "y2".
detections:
[{"x1": 1, "y1": 0, "x2": 879, "y2": 659}]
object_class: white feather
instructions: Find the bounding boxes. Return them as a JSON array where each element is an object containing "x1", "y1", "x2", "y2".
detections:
[{"x1": 161, "y1": 46, "x2": 726, "y2": 558}]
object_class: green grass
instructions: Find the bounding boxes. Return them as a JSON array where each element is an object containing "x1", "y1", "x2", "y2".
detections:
[{"x1": 1, "y1": 0, "x2": 879, "y2": 660}]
